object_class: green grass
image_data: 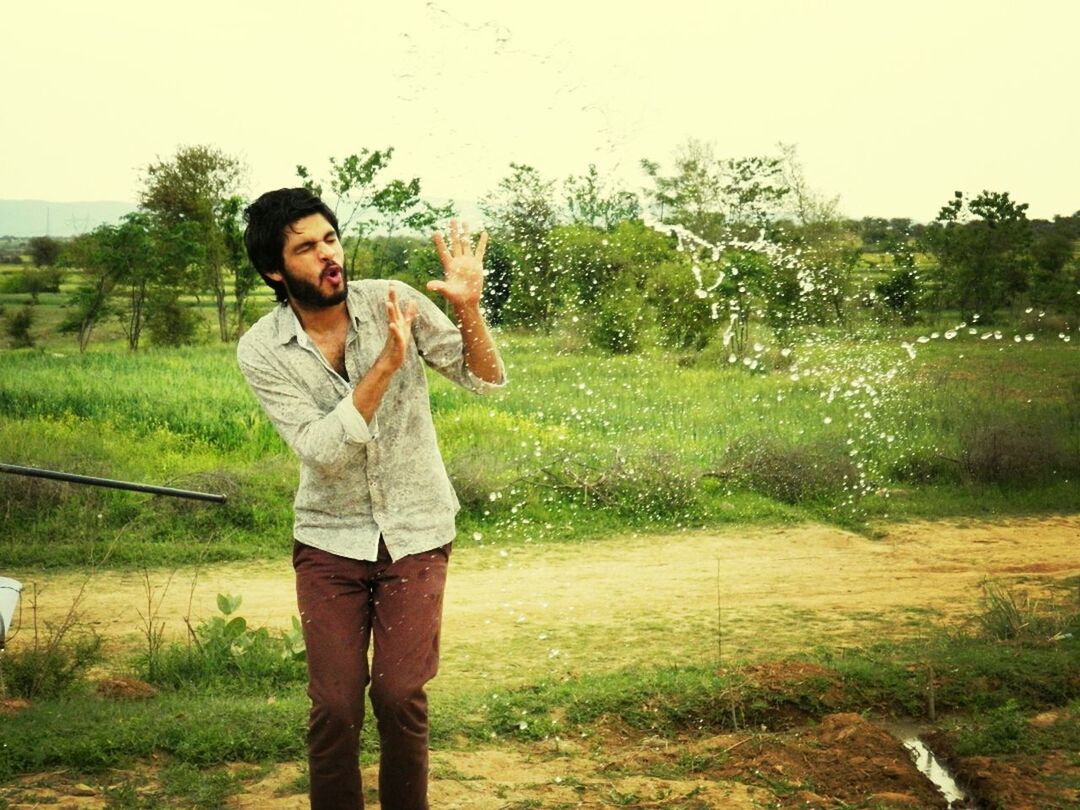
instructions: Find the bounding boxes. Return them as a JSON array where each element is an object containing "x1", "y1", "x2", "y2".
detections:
[{"x1": 1, "y1": 315, "x2": 1078, "y2": 568}]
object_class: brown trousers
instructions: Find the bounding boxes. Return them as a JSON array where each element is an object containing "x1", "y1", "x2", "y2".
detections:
[{"x1": 293, "y1": 539, "x2": 449, "y2": 810}]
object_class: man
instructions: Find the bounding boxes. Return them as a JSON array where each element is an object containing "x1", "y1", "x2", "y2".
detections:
[{"x1": 237, "y1": 187, "x2": 505, "y2": 810}]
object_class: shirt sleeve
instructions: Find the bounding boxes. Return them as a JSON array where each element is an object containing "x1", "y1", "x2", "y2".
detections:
[
  {"x1": 237, "y1": 342, "x2": 378, "y2": 472},
  {"x1": 404, "y1": 285, "x2": 508, "y2": 395}
]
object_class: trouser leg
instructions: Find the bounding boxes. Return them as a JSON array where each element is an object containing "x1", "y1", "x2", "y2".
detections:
[
  {"x1": 294, "y1": 541, "x2": 373, "y2": 810},
  {"x1": 369, "y1": 542, "x2": 450, "y2": 810}
]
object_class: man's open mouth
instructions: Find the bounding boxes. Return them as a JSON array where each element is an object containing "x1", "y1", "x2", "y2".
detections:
[{"x1": 322, "y1": 265, "x2": 343, "y2": 284}]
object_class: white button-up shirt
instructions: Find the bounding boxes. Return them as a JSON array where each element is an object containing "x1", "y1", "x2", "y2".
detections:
[{"x1": 236, "y1": 279, "x2": 506, "y2": 561}]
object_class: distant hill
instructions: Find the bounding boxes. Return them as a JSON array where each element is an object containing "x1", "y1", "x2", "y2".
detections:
[{"x1": 0, "y1": 200, "x2": 137, "y2": 238}]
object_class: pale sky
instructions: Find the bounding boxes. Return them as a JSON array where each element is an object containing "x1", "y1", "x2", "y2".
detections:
[{"x1": 2, "y1": 0, "x2": 1078, "y2": 221}]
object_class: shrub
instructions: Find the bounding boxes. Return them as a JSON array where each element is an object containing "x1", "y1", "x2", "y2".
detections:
[
  {"x1": 446, "y1": 452, "x2": 519, "y2": 511},
  {"x1": 587, "y1": 290, "x2": 646, "y2": 354},
  {"x1": 961, "y1": 422, "x2": 1074, "y2": 485},
  {"x1": 5, "y1": 306, "x2": 34, "y2": 348},
  {"x1": 536, "y1": 450, "x2": 699, "y2": 518},
  {"x1": 0, "y1": 586, "x2": 103, "y2": 700},
  {"x1": 146, "y1": 294, "x2": 202, "y2": 346},
  {"x1": 873, "y1": 269, "x2": 920, "y2": 324},
  {"x1": 722, "y1": 437, "x2": 858, "y2": 504}
]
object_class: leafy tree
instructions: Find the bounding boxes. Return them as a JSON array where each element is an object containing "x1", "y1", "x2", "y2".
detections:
[
  {"x1": 297, "y1": 148, "x2": 394, "y2": 272},
  {"x1": 370, "y1": 178, "x2": 454, "y2": 275},
  {"x1": 564, "y1": 164, "x2": 639, "y2": 230},
  {"x1": 29, "y1": 236, "x2": 62, "y2": 267},
  {"x1": 59, "y1": 228, "x2": 116, "y2": 351},
  {"x1": 140, "y1": 145, "x2": 245, "y2": 341},
  {"x1": 220, "y1": 195, "x2": 259, "y2": 336},
  {"x1": 924, "y1": 191, "x2": 1033, "y2": 321},
  {"x1": 640, "y1": 139, "x2": 725, "y2": 239},
  {"x1": 481, "y1": 163, "x2": 560, "y2": 329}
]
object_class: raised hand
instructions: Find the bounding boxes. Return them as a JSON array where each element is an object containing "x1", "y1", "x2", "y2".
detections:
[
  {"x1": 379, "y1": 283, "x2": 418, "y2": 371},
  {"x1": 429, "y1": 220, "x2": 488, "y2": 310}
]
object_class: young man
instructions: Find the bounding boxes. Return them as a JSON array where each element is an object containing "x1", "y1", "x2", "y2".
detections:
[{"x1": 237, "y1": 187, "x2": 505, "y2": 810}]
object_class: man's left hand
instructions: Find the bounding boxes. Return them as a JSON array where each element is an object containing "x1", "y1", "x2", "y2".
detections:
[{"x1": 429, "y1": 220, "x2": 487, "y2": 310}]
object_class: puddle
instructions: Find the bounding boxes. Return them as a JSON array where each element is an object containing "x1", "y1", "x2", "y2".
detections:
[{"x1": 901, "y1": 737, "x2": 978, "y2": 809}]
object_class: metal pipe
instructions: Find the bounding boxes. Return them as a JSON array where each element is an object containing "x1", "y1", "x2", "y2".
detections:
[{"x1": 0, "y1": 463, "x2": 227, "y2": 503}]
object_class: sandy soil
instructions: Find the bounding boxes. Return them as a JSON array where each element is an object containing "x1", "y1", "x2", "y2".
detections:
[{"x1": 3, "y1": 515, "x2": 1078, "y2": 808}]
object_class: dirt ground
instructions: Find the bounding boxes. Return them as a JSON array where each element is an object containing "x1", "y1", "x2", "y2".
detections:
[{"x1": 4, "y1": 515, "x2": 1079, "y2": 808}]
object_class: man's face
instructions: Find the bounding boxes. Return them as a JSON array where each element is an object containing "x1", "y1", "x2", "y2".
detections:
[{"x1": 272, "y1": 213, "x2": 347, "y2": 309}]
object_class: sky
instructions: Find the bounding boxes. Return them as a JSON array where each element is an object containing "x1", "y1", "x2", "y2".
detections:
[{"x1": 2, "y1": 0, "x2": 1078, "y2": 221}]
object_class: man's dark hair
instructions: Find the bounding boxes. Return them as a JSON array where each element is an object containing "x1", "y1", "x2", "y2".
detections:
[{"x1": 244, "y1": 188, "x2": 340, "y2": 304}]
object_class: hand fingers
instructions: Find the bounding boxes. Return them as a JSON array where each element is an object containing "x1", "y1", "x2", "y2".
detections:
[
  {"x1": 449, "y1": 220, "x2": 460, "y2": 256},
  {"x1": 460, "y1": 222, "x2": 471, "y2": 256},
  {"x1": 475, "y1": 230, "x2": 489, "y2": 264},
  {"x1": 432, "y1": 232, "x2": 452, "y2": 268}
]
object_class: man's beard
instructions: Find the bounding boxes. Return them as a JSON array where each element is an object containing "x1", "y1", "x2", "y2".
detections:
[{"x1": 281, "y1": 264, "x2": 349, "y2": 309}]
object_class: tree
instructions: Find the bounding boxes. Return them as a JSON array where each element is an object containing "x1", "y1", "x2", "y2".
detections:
[
  {"x1": 297, "y1": 148, "x2": 394, "y2": 272},
  {"x1": 29, "y1": 236, "x2": 62, "y2": 267},
  {"x1": 564, "y1": 164, "x2": 640, "y2": 230},
  {"x1": 370, "y1": 179, "x2": 454, "y2": 276},
  {"x1": 59, "y1": 228, "x2": 115, "y2": 351},
  {"x1": 220, "y1": 194, "x2": 259, "y2": 337},
  {"x1": 640, "y1": 139, "x2": 725, "y2": 239},
  {"x1": 140, "y1": 145, "x2": 245, "y2": 341},
  {"x1": 924, "y1": 191, "x2": 1033, "y2": 321},
  {"x1": 480, "y1": 163, "x2": 560, "y2": 329}
]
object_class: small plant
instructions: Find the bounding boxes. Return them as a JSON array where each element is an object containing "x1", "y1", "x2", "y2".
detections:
[
  {"x1": 975, "y1": 580, "x2": 1078, "y2": 642},
  {"x1": 140, "y1": 593, "x2": 306, "y2": 689},
  {"x1": 0, "y1": 583, "x2": 102, "y2": 700}
]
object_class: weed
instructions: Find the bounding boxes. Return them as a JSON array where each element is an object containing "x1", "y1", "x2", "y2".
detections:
[
  {"x1": 137, "y1": 594, "x2": 306, "y2": 690},
  {"x1": 975, "y1": 579, "x2": 1079, "y2": 642},
  {"x1": 0, "y1": 583, "x2": 101, "y2": 699}
]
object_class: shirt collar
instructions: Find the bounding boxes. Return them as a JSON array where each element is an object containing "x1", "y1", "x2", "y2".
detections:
[{"x1": 270, "y1": 285, "x2": 362, "y2": 345}]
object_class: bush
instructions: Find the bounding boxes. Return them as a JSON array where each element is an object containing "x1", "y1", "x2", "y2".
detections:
[
  {"x1": 647, "y1": 261, "x2": 719, "y2": 351},
  {"x1": 873, "y1": 269, "x2": 920, "y2": 324},
  {"x1": 146, "y1": 294, "x2": 202, "y2": 346},
  {"x1": 0, "y1": 587, "x2": 103, "y2": 699},
  {"x1": 588, "y1": 290, "x2": 646, "y2": 354},
  {"x1": 536, "y1": 450, "x2": 699, "y2": 518},
  {"x1": 961, "y1": 422, "x2": 1074, "y2": 485},
  {"x1": 889, "y1": 451, "x2": 964, "y2": 485},
  {"x1": 5, "y1": 306, "x2": 34, "y2": 348},
  {"x1": 722, "y1": 438, "x2": 858, "y2": 504},
  {"x1": 0, "y1": 267, "x2": 63, "y2": 300}
]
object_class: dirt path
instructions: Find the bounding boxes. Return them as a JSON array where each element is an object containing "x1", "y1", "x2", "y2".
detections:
[
  {"x1": 4, "y1": 516, "x2": 1079, "y2": 809},
  {"x1": 11, "y1": 515, "x2": 1080, "y2": 689}
]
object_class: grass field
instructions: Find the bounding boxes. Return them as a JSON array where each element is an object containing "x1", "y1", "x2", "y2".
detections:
[{"x1": 1, "y1": 268, "x2": 1079, "y2": 570}]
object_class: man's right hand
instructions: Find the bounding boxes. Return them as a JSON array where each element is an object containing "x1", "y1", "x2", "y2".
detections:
[{"x1": 377, "y1": 283, "x2": 418, "y2": 373}]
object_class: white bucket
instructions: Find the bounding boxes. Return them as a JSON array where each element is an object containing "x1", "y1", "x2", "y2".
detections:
[{"x1": 0, "y1": 577, "x2": 22, "y2": 646}]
